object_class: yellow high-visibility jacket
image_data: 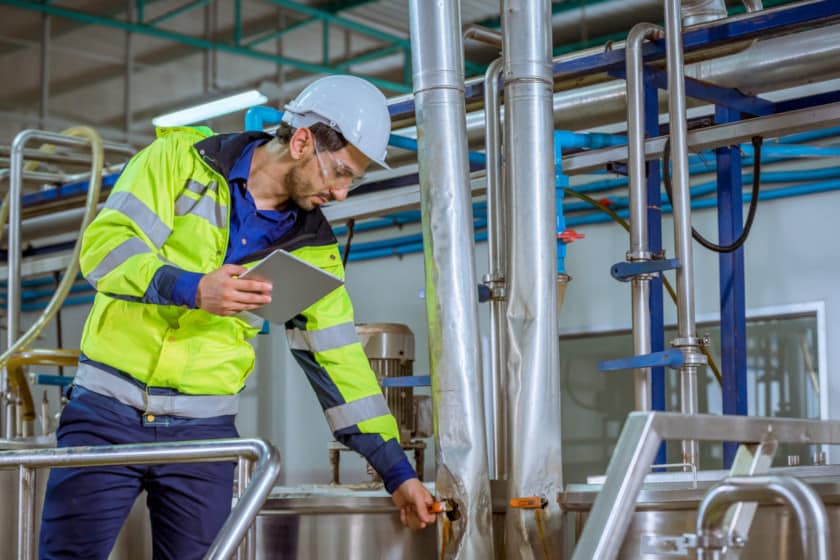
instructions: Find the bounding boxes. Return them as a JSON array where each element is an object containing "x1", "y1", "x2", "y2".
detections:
[{"x1": 79, "y1": 126, "x2": 406, "y2": 477}]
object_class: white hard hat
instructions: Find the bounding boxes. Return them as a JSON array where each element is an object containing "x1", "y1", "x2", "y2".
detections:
[{"x1": 281, "y1": 75, "x2": 392, "y2": 169}]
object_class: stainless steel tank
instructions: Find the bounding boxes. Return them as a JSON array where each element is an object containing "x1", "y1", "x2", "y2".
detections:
[
  {"x1": 255, "y1": 485, "x2": 435, "y2": 559},
  {"x1": 561, "y1": 465, "x2": 840, "y2": 559}
]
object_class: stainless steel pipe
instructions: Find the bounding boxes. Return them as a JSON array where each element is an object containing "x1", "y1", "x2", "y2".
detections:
[
  {"x1": 742, "y1": 0, "x2": 763, "y2": 12},
  {"x1": 463, "y1": 24, "x2": 502, "y2": 48},
  {"x1": 502, "y1": 0, "x2": 563, "y2": 557},
  {"x1": 665, "y1": 0, "x2": 704, "y2": 468},
  {"x1": 681, "y1": 0, "x2": 727, "y2": 26},
  {"x1": 626, "y1": 23, "x2": 664, "y2": 412},
  {"x1": 0, "y1": 438, "x2": 281, "y2": 560},
  {"x1": 697, "y1": 475, "x2": 830, "y2": 560},
  {"x1": 408, "y1": 1, "x2": 494, "y2": 557},
  {"x1": 483, "y1": 56, "x2": 506, "y2": 480}
]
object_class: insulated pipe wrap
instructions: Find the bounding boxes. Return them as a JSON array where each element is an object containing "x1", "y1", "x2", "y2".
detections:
[{"x1": 409, "y1": 0, "x2": 494, "y2": 557}]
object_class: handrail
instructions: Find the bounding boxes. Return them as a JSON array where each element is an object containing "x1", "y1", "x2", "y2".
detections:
[
  {"x1": 6, "y1": 349, "x2": 81, "y2": 436},
  {"x1": 570, "y1": 412, "x2": 840, "y2": 560},
  {"x1": 696, "y1": 475, "x2": 830, "y2": 560},
  {"x1": 0, "y1": 437, "x2": 282, "y2": 560}
]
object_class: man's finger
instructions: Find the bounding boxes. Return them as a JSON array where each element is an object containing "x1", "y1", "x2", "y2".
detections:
[{"x1": 231, "y1": 278, "x2": 273, "y2": 294}]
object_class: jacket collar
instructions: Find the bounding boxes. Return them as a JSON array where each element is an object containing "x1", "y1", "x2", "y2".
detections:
[{"x1": 193, "y1": 131, "x2": 273, "y2": 178}]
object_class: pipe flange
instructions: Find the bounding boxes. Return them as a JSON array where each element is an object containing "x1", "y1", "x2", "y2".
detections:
[
  {"x1": 681, "y1": 351, "x2": 708, "y2": 366},
  {"x1": 482, "y1": 273, "x2": 507, "y2": 299},
  {"x1": 671, "y1": 336, "x2": 704, "y2": 348},
  {"x1": 625, "y1": 250, "x2": 654, "y2": 262}
]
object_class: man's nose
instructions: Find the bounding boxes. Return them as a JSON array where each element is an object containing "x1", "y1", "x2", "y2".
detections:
[{"x1": 329, "y1": 184, "x2": 349, "y2": 202}]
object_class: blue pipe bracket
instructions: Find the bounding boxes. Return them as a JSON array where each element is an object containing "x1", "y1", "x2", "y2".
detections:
[
  {"x1": 36, "y1": 374, "x2": 74, "y2": 387},
  {"x1": 380, "y1": 375, "x2": 431, "y2": 388},
  {"x1": 611, "y1": 259, "x2": 681, "y2": 282},
  {"x1": 598, "y1": 349, "x2": 685, "y2": 373}
]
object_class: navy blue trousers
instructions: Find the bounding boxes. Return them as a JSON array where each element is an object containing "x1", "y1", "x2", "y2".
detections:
[{"x1": 39, "y1": 386, "x2": 238, "y2": 560}]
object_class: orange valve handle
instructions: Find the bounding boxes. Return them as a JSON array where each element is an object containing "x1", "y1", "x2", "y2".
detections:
[
  {"x1": 429, "y1": 501, "x2": 452, "y2": 514},
  {"x1": 509, "y1": 496, "x2": 547, "y2": 510}
]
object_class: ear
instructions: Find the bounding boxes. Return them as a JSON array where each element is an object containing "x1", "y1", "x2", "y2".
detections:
[{"x1": 288, "y1": 127, "x2": 315, "y2": 161}]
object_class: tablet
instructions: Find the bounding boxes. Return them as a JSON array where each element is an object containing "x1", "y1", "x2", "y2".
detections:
[{"x1": 240, "y1": 249, "x2": 344, "y2": 324}]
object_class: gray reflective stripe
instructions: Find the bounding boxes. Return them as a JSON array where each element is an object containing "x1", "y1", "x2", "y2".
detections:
[
  {"x1": 86, "y1": 238, "x2": 151, "y2": 288},
  {"x1": 236, "y1": 311, "x2": 265, "y2": 329},
  {"x1": 175, "y1": 193, "x2": 227, "y2": 229},
  {"x1": 286, "y1": 322, "x2": 358, "y2": 353},
  {"x1": 324, "y1": 394, "x2": 390, "y2": 432},
  {"x1": 74, "y1": 362, "x2": 239, "y2": 418},
  {"x1": 184, "y1": 179, "x2": 218, "y2": 195},
  {"x1": 105, "y1": 191, "x2": 171, "y2": 248}
]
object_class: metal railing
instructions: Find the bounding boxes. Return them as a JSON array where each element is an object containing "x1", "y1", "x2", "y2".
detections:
[
  {"x1": 571, "y1": 412, "x2": 840, "y2": 560},
  {"x1": 696, "y1": 475, "x2": 830, "y2": 560},
  {"x1": 0, "y1": 437, "x2": 281, "y2": 560}
]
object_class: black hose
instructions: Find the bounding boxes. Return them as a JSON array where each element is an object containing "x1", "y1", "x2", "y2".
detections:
[{"x1": 662, "y1": 135, "x2": 763, "y2": 253}]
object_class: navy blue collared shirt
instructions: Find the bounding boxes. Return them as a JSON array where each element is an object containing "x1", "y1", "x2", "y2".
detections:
[{"x1": 151, "y1": 139, "x2": 298, "y2": 307}]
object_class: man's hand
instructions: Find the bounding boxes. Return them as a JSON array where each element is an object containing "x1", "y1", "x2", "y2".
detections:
[
  {"x1": 196, "y1": 264, "x2": 272, "y2": 316},
  {"x1": 391, "y1": 478, "x2": 435, "y2": 530}
]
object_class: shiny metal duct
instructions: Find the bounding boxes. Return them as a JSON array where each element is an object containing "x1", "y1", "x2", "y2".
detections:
[
  {"x1": 408, "y1": 1, "x2": 494, "y2": 558},
  {"x1": 455, "y1": 24, "x2": 840, "y2": 144},
  {"x1": 502, "y1": 0, "x2": 563, "y2": 557},
  {"x1": 681, "y1": 0, "x2": 727, "y2": 26}
]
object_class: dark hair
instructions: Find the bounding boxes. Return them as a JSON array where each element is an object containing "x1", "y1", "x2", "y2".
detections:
[{"x1": 275, "y1": 122, "x2": 348, "y2": 152}]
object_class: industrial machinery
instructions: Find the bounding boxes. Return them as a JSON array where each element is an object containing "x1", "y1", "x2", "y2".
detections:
[{"x1": 329, "y1": 323, "x2": 432, "y2": 484}]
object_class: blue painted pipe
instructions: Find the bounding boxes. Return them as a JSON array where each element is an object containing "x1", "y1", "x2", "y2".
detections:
[
  {"x1": 388, "y1": 133, "x2": 487, "y2": 166},
  {"x1": 244, "y1": 106, "x2": 284, "y2": 131}
]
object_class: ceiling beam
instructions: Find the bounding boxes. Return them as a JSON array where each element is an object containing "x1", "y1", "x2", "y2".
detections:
[{"x1": 0, "y1": 0, "x2": 411, "y2": 93}]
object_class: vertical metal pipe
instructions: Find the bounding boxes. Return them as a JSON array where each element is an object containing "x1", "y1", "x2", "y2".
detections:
[
  {"x1": 17, "y1": 465, "x2": 35, "y2": 560},
  {"x1": 665, "y1": 0, "x2": 702, "y2": 467},
  {"x1": 502, "y1": 0, "x2": 563, "y2": 556},
  {"x1": 203, "y1": 4, "x2": 211, "y2": 92},
  {"x1": 124, "y1": 0, "x2": 134, "y2": 144},
  {"x1": 408, "y1": 1, "x2": 494, "y2": 558},
  {"x1": 39, "y1": 12, "x2": 50, "y2": 129},
  {"x1": 8, "y1": 132, "x2": 27, "y2": 358},
  {"x1": 626, "y1": 23, "x2": 662, "y2": 412},
  {"x1": 483, "y1": 57, "x2": 506, "y2": 480},
  {"x1": 236, "y1": 457, "x2": 255, "y2": 560}
]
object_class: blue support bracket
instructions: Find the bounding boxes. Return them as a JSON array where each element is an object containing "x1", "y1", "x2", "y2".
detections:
[
  {"x1": 610, "y1": 258, "x2": 681, "y2": 282},
  {"x1": 380, "y1": 375, "x2": 431, "y2": 388},
  {"x1": 599, "y1": 349, "x2": 685, "y2": 373},
  {"x1": 36, "y1": 374, "x2": 74, "y2": 387},
  {"x1": 608, "y1": 67, "x2": 775, "y2": 117}
]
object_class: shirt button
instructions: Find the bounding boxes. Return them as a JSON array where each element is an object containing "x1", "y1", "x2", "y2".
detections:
[
  {"x1": 146, "y1": 414, "x2": 156, "y2": 422},
  {"x1": 241, "y1": 238, "x2": 247, "y2": 245}
]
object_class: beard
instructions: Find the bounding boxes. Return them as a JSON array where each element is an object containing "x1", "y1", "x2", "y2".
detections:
[{"x1": 284, "y1": 158, "x2": 331, "y2": 211}]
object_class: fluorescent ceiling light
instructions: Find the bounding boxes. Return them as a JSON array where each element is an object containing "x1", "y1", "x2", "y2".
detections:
[{"x1": 152, "y1": 89, "x2": 268, "y2": 126}]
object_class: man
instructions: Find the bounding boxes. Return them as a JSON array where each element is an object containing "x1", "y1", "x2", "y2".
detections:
[{"x1": 39, "y1": 75, "x2": 435, "y2": 559}]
